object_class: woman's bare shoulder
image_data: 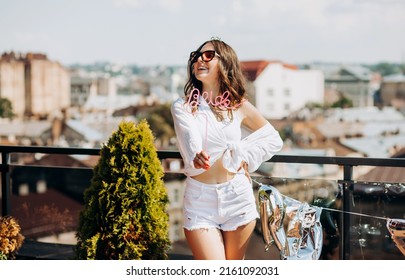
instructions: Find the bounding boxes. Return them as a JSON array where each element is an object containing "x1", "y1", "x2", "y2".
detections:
[
  {"x1": 238, "y1": 100, "x2": 268, "y2": 130},
  {"x1": 238, "y1": 100, "x2": 260, "y2": 116}
]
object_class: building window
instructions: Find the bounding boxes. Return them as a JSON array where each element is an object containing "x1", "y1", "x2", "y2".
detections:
[
  {"x1": 174, "y1": 189, "x2": 179, "y2": 203},
  {"x1": 267, "y1": 103, "x2": 274, "y2": 111},
  {"x1": 267, "y1": 89, "x2": 274, "y2": 96},
  {"x1": 174, "y1": 220, "x2": 180, "y2": 241},
  {"x1": 284, "y1": 88, "x2": 290, "y2": 97},
  {"x1": 284, "y1": 103, "x2": 290, "y2": 110}
]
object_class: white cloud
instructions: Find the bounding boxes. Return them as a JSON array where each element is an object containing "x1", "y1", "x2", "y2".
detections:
[
  {"x1": 215, "y1": 15, "x2": 228, "y2": 27},
  {"x1": 231, "y1": 0, "x2": 244, "y2": 13},
  {"x1": 112, "y1": 0, "x2": 144, "y2": 8},
  {"x1": 112, "y1": 0, "x2": 183, "y2": 12},
  {"x1": 158, "y1": 0, "x2": 183, "y2": 13}
]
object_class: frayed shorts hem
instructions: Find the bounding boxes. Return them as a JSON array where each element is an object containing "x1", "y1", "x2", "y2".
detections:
[
  {"x1": 183, "y1": 216, "x2": 258, "y2": 232},
  {"x1": 183, "y1": 225, "x2": 219, "y2": 231}
]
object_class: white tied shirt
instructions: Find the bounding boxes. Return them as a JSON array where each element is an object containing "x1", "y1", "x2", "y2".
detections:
[{"x1": 171, "y1": 96, "x2": 283, "y2": 177}]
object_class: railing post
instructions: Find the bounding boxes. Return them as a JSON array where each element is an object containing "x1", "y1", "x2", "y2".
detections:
[
  {"x1": 1, "y1": 152, "x2": 11, "y2": 216},
  {"x1": 340, "y1": 164, "x2": 353, "y2": 260}
]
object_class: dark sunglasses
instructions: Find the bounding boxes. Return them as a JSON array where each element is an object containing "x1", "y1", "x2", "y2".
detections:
[{"x1": 189, "y1": 50, "x2": 220, "y2": 63}]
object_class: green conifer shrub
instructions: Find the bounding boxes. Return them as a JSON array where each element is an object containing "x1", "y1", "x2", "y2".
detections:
[{"x1": 75, "y1": 120, "x2": 170, "y2": 259}]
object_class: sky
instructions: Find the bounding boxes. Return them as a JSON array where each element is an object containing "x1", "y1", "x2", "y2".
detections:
[{"x1": 1, "y1": 0, "x2": 404, "y2": 67}]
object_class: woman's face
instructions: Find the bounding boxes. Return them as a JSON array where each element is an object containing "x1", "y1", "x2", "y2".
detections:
[{"x1": 192, "y1": 42, "x2": 220, "y2": 87}]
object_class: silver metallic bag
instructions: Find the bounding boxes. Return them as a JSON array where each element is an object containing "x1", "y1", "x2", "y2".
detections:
[{"x1": 259, "y1": 184, "x2": 323, "y2": 260}]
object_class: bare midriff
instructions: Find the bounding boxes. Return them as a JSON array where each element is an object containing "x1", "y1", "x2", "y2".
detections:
[{"x1": 191, "y1": 155, "x2": 236, "y2": 184}]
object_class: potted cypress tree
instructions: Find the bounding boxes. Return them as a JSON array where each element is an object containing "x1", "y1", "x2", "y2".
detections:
[{"x1": 75, "y1": 120, "x2": 170, "y2": 259}]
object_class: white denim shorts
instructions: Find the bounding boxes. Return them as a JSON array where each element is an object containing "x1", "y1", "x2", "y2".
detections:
[{"x1": 183, "y1": 172, "x2": 259, "y2": 231}]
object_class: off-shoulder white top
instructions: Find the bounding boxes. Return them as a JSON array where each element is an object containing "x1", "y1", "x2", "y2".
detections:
[{"x1": 171, "y1": 95, "x2": 283, "y2": 177}]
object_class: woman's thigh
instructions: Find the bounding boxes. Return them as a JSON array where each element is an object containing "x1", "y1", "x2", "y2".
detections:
[
  {"x1": 184, "y1": 228, "x2": 226, "y2": 260},
  {"x1": 222, "y1": 220, "x2": 256, "y2": 260}
]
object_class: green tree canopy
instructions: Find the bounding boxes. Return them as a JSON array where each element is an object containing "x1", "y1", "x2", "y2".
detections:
[
  {"x1": 0, "y1": 98, "x2": 15, "y2": 119},
  {"x1": 331, "y1": 95, "x2": 353, "y2": 108}
]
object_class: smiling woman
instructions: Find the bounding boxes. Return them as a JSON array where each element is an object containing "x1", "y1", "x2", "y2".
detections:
[{"x1": 171, "y1": 38, "x2": 283, "y2": 260}]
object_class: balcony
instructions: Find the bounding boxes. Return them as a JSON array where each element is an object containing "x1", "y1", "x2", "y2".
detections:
[{"x1": 1, "y1": 145, "x2": 404, "y2": 260}]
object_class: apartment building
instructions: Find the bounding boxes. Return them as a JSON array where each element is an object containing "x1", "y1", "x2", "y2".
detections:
[
  {"x1": 0, "y1": 52, "x2": 25, "y2": 117},
  {"x1": 311, "y1": 63, "x2": 375, "y2": 107},
  {"x1": 242, "y1": 60, "x2": 324, "y2": 119},
  {"x1": 380, "y1": 73, "x2": 405, "y2": 110},
  {"x1": 0, "y1": 52, "x2": 70, "y2": 119}
]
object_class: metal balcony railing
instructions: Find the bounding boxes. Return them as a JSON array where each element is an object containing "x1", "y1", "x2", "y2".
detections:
[{"x1": 1, "y1": 145, "x2": 405, "y2": 260}]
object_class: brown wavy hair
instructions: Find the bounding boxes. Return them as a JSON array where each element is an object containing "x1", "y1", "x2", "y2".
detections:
[{"x1": 184, "y1": 39, "x2": 247, "y2": 117}]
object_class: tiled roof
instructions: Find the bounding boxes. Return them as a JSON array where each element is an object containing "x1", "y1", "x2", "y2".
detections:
[
  {"x1": 317, "y1": 122, "x2": 364, "y2": 138},
  {"x1": 383, "y1": 73, "x2": 405, "y2": 82},
  {"x1": 340, "y1": 135, "x2": 405, "y2": 158},
  {"x1": 292, "y1": 120, "x2": 357, "y2": 156},
  {"x1": 66, "y1": 120, "x2": 103, "y2": 142},
  {"x1": 357, "y1": 148, "x2": 405, "y2": 183},
  {"x1": 11, "y1": 189, "x2": 82, "y2": 239},
  {"x1": 0, "y1": 120, "x2": 51, "y2": 138},
  {"x1": 241, "y1": 60, "x2": 271, "y2": 81},
  {"x1": 325, "y1": 107, "x2": 405, "y2": 123},
  {"x1": 357, "y1": 166, "x2": 405, "y2": 183},
  {"x1": 241, "y1": 60, "x2": 298, "y2": 82},
  {"x1": 340, "y1": 64, "x2": 372, "y2": 81},
  {"x1": 26, "y1": 153, "x2": 96, "y2": 168}
]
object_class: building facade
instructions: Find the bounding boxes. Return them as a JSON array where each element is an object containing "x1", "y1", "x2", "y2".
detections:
[
  {"x1": 380, "y1": 74, "x2": 405, "y2": 110},
  {"x1": 0, "y1": 53, "x2": 26, "y2": 118},
  {"x1": 242, "y1": 60, "x2": 324, "y2": 119},
  {"x1": 311, "y1": 63, "x2": 375, "y2": 108},
  {"x1": 0, "y1": 52, "x2": 70, "y2": 119}
]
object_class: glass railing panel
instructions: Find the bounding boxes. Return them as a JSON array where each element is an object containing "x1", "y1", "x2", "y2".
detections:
[
  {"x1": 8, "y1": 165, "x2": 93, "y2": 245},
  {"x1": 252, "y1": 177, "x2": 405, "y2": 260},
  {"x1": 347, "y1": 181, "x2": 405, "y2": 260}
]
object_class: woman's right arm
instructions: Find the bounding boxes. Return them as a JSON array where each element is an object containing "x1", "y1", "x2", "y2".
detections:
[{"x1": 171, "y1": 99, "x2": 207, "y2": 175}]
